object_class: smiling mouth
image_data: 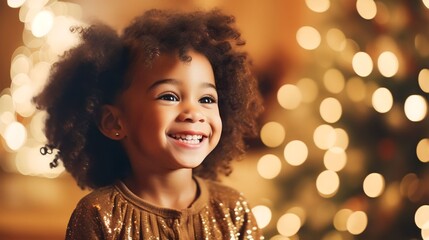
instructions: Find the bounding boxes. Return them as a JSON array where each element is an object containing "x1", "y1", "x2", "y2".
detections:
[{"x1": 168, "y1": 134, "x2": 204, "y2": 144}]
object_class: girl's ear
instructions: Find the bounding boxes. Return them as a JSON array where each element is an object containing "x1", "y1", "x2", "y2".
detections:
[{"x1": 98, "y1": 105, "x2": 125, "y2": 140}]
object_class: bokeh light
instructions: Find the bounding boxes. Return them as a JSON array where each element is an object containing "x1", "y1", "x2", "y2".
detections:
[
  {"x1": 319, "y1": 97, "x2": 342, "y2": 123},
  {"x1": 305, "y1": 0, "x2": 330, "y2": 13},
  {"x1": 10, "y1": 54, "x2": 31, "y2": 79},
  {"x1": 346, "y1": 211, "x2": 368, "y2": 235},
  {"x1": 296, "y1": 26, "x2": 321, "y2": 50},
  {"x1": 313, "y1": 124, "x2": 336, "y2": 150},
  {"x1": 363, "y1": 173, "x2": 385, "y2": 198},
  {"x1": 323, "y1": 68, "x2": 345, "y2": 94},
  {"x1": 332, "y1": 128, "x2": 349, "y2": 150},
  {"x1": 422, "y1": 226, "x2": 429, "y2": 240},
  {"x1": 423, "y1": 0, "x2": 429, "y2": 9},
  {"x1": 372, "y1": 87, "x2": 393, "y2": 113},
  {"x1": 404, "y1": 95, "x2": 427, "y2": 122},
  {"x1": 323, "y1": 147, "x2": 347, "y2": 172},
  {"x1": 288, "y1": 207, "x2": 307, "y2": 225},
  {"x1": 260, "y1": 122, "x2": 286, "y2": 148},
  {"x1": 284, "y1": 140, "x2": 308, "y2": 166},
  {"x1": 415, "y1": 205, "x2": 429, "y2": 229},
  {"x1": 252, "y1": 205, "x2": 272, "y2": 229},
  {"x1": 333, "y1": 208, "x2": 353, "y2": 231},
  {"x1": 31, "y1": 9, "x2": 54, "y2": 37},
  {"x1": 352, "y1": 52, "x2": 373, "y2": 77},
  {"x1": 419, "y1": 69, "x2": 429, "y2": 93},
  {"x1": 326, "y1": 28, "x2": 346, "y2": 52},
  {"x1": 356, "y1": 0, "x2": 377, "y2": 20},
  {"x1": 377, "y1": 51, "x2": 399, "y2": 77},
  {"x1": 296, "y1": 78, "x2": 319, "y2": 103},
  {"x1": 277, "y1": 84, "x2": 302, "y2": 110},
  {"x1": 416, "y1": 139, "x2": 429, "y2": 163},
  {"x1": 29, "y1": 110, "x2": 47, "y2": 142},
  {"x1": 316, "y1": 170, "x2": 340, "y2": 197},
  {"x1": 46, "y1": 16, "x2": 82, "y2": 55},
  {"x1": 4, "y1": 121, "x2": 27, "y2": 151},
  {"x1": 257, "y1": 154, "x2": 282, "y2": 179},
  {"x1": 7, "y1": 0, "x2": 26, "y2": 8},
  {"x1": 15, "y1": 143, "x2": 65, "y2": 178},
  {"x1": 277, "y1": 213, "x2": 301, "y2": 237}
]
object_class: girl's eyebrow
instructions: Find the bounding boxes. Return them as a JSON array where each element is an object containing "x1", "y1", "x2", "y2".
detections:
[
  {"x1": 147, "y1": 78, "x2": 217, "y2": 92},
  {"x1": 147, "y1": 78, "x2": 178, "y2": 92}
]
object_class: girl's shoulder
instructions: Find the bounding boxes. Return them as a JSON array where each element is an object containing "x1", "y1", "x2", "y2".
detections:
[{"x1": 74, "y1": 184, "x2": 119, "y2": 211}]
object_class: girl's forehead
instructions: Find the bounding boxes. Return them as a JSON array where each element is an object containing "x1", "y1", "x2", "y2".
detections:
[{"x1": 127, "y1": 50, "x2": 215, "y2": 88}]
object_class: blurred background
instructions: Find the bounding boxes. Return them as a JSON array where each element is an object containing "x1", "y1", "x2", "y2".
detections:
[{"x1": 1, "y1": 0, "x2": 429, "y2": 239}]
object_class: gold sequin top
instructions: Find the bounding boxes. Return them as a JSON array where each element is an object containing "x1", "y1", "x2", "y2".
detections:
[{"x1": 66, "y1": 177, "x2": 264, "y2": 239}]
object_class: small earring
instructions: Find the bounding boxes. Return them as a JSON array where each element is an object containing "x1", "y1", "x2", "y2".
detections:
[{"x1": 115, "y1": 132, "x2": 119, "y2": 137}]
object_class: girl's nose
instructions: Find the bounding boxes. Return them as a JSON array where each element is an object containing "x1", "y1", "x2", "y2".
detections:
[{"x1": 178, "y1": 103, "x2": 206, "y2": 123}]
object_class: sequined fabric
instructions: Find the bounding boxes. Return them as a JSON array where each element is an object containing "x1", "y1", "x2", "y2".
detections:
[{"x1": 66, "y1": 177, "x2": 264, "y2": 239}]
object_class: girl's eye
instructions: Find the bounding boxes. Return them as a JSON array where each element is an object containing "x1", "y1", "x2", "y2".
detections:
[
  {"x1": 199, "y1": 96, "x2": 217, "y2": 104},
  {"x1": 158, "y1": 94, "x2": 179, "y2": 102}
]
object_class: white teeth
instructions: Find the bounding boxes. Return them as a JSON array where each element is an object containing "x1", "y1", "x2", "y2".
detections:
[
  {"x1": 178, "y1": 139, "x2": 200, "y2": 144},
  {"x1": 171, "y1": 134, "x2": 203, "y2": 141}
]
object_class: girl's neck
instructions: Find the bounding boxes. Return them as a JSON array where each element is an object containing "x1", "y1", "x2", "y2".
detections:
[{"x1": 124, "y1": 169, "x2": 198, "y2": 210}]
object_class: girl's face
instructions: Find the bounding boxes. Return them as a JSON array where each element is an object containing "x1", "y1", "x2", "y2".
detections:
[{"x1": 116, "y1": 50, "x2": 222, "y2": 175}]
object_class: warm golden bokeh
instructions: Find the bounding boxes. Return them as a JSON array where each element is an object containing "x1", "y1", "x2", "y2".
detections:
[{"x1": 1, "y1": 0, "x2": 429, "y2": 239}]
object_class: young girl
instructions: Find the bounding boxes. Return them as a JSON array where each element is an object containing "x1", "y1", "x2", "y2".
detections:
[{"x1": 34, "y1": 9, "x2": 264, "y2": 239}]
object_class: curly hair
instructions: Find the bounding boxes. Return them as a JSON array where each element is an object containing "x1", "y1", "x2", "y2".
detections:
[{"x1": 33, "y1": 9, "x2": 263, "y2": 189}]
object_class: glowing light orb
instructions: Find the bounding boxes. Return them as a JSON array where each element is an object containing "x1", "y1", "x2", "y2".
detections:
[
  {"x1": 372, "y1": 87, "x2": 393, "y2": 113},
  {"x1": 260, "y1": 122, "x2": 285, "y2": 148},
  {"x1": 277, "y1": 213, "x2": 301, "y2": 237},
  {"x1": 277, "y1": 84, "x2": 302, "y2": 110},
  {"x1": 316, "y1": 170, "x2": 340, "y2": 197},
  {"x1": 252, "y1": 205, "x2": 272, "y2": 229},
  {"x1": 352, "y1": 52, "x2": 373, "y2": 77},
  {"x1": 320, "y1": 97, "x2": 342, "y2": 123},
  {"x1": 296, "y1": 26, "x2": 321, "y2": 50},
  {"x1": 347, "y1": 211, "x2": 368, "y2": 235},
  {"x1": 363, "y1": 173, "x2": 385, "y2": 198},
  {"x1": 31, "y1": 10, "x2": 54, "y2": 37},
  {"x1": 404, "y1": 95, "x2": 427, "y2": 122},
  {"x1": 284, "y1": 140, "x2": 308, "y2": 166},
  {"x1": 257, "y1": 154, "x2": 282, "y2": 179}
]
